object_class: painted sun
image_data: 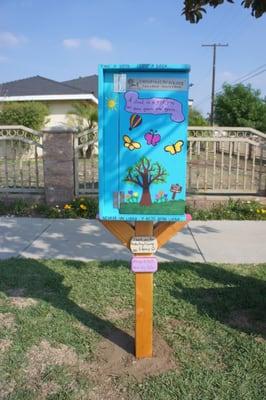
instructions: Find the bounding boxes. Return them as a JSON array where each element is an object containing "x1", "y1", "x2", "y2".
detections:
[{"x1": 106, "y1": 97, "x2": 118, "y2": 111}]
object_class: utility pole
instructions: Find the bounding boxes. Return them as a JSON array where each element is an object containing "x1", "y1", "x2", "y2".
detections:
[{"x1": 202, "y1": 43, "x2": 228, "y2": 125}]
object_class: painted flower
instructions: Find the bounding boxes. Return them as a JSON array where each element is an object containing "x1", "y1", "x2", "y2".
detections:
[
  {"x1": 164, "y1": 194, "x2": 168, "y2": 198},
  {"x1": 133, "y1": 192, "x2": 139, "y2": 198},
  {"x1": 159, "y1": 191, "x2": 164, "y2": 196},
  {"x1": 128, "y1": 190, "x2": 133, "y2": 195},
  {"x1": 125, "y1": 194, "x2": 130, "y2": 199},
  {"x1": 80, "y1": 204, "x2": 87, "y2": 210}
]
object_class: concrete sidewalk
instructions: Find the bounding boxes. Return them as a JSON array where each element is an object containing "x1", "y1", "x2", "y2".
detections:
[{"x1": 0, "y1": 217, "x2": 265, "y2": 263}]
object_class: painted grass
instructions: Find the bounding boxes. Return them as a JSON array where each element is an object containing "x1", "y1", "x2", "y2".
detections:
[
  {"x1": 0, "y1": 259, "x2": 265, "y2": 399},
  {"x1": 119, "y1": 200, "x2": 185, "y2": 215}
]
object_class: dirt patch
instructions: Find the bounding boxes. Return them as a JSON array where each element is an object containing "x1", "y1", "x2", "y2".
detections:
[
  {"x1": 0, "y1": 380, "x2": 16, "y2": 400},
  {"x1": 24, "y1": 340, "x2": 84, "y2": 398},
  {"x1": 7, "y1": 288, "x2": 38, "y2": 308},
  {"x1": 22, "y1": 328, "x2": 176, "y2": 399},
  {"x1": 166, "y1": 318, "x2": 186, "y2": 330},
  {"x1": 89, "y1": 329, "x2": 177, "y2": 383},
  {"x1": 24, "y1": 339, "x2": 129, "y2": 399},
  {"x1": 38, "y1": 382, "x2": 61, "y2": 399},
  {"x1": 255, "y1": 336, "x2": 265, "y2": 343},
  {"x1": 105, "y1": 307, "x2": 133, "y2": 321},
  {"x1": 227, "y1": 309, "x2": 266, "y2": 338},
  {"x1": 0, "y1": 312, "x2": 16, "y2": 331},
  {"x1": 25, "y1": 340, "x2": 81, "y2": 381},
  {"x1": 87, "y1": 378, "x2": 128, "y2": 400},
  {"x1": 74, "y1": 320, "x2": 91, "y2": 333},
  {"x1": 0, "y1": 339, "x2": 12, "y2": 354}
]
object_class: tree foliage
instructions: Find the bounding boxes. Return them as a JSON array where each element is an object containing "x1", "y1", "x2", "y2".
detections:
[
  {"x1": 68, "y1": 101, "x2": 98, "y2": 130},
  {"x1": 189, "y1": 107, "x2": 209, "y2": 126},
  {"x1": 214, "y1": 83, "x2": 266, "y2": 132},
  {"x1": 0, "y1": 102, "x2": 48, "y2": 130},
  {"x1": 182, "y1": 1, "x2": 265, "y2": 23}
]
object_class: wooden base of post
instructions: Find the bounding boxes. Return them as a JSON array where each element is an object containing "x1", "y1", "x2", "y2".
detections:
[{"x1": 99, "y1": 218, "x2": 189, "y2": 359}]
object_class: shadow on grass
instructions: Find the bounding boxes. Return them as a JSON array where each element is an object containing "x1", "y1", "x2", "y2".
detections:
[
  {"x1": 0, "y1": 258, "x2": 265, "y2": 352},
  {"x1": 0, "y1": 259, "x2": 134, "y2": 355},
  {"x1": 165, "y1": 262, "x2": 266, "y2": 339},
  {"x1": 56, "y1": 260, "x2": 266, "y2": 339}
]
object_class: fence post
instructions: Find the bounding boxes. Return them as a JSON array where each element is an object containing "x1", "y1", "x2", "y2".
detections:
[{"x1": 43, "y1": 128, "x2": 75, "y2": 205}]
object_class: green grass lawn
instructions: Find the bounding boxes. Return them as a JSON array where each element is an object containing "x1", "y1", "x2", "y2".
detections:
[
  {"x1": 119, "y1": 200, "x2": 185, "y2": 215},
  {"x1": 0, "y1": 259, "x2": 265, "y2": 400}
]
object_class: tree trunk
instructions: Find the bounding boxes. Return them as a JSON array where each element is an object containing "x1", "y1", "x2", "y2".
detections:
[{"x1": 140, "y1": 186, "x2": 152, "y2": 206}]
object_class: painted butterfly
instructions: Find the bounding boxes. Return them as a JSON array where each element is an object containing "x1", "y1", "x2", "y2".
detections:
[
  {"x1": 123, "y1": 135, "x2": 141, "y2": 151},
  {"x1": 144, "y1": 130, "x2": 161, "y2": 146},
  {"x1": 164, "y1": 140, "x2": 184, "y2": 155}
]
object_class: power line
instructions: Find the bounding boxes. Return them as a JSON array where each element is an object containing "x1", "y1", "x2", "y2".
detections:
[
  {"x1": 202, "y1": 43, "x2": 229, "y2": 125},
  {"x1": 237, "y1": 69, "x2": 266, "y2": 85},
  {"x1": 231, "y1": 64, "x2": 266, "y2": 85},
  {"x1": 194, "y1": 64, "x2": 266, "y2": 108}
]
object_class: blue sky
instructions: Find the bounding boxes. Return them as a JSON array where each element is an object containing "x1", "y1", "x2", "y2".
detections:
[{"x1": 0, "y1": 0, "x2": 265, "y2": 115}]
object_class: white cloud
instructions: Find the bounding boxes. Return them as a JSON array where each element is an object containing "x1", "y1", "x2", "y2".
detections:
[
  {"x1": 62, "y1": 36, "x2": 113, "y2": 52},
  {"x1": 147, "y1": 16, "x2": 156, "y2": 23},
  {"x1": 0, "y1": 55, "x2": 9, "y2": 63},
  {"x1": 0, "y1": 32, "x2": 27, "y2": 47},
  {"x1": 87, "y1": 36, "x2": 112, "y2": 52},
  {"x1": 63, "y1": 38, "x2": 81, "y2": 48},
  {"x1": 220, "y1": 71, "x2": 236, "y2": 81}
]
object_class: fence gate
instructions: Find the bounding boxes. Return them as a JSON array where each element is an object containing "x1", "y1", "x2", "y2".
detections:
[
  {"x1": 74, "y1": 127, "x2": 98, "y2": 196},
  {"x1": 0, "y1": 125, "x2": 44, "y2": 194}
]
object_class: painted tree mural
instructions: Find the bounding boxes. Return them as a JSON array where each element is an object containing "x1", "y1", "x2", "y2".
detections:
[{"x1": 124, "y1": 157, "x2": 168, "y2": 206}]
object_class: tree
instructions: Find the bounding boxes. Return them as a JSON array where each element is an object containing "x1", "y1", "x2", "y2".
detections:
[
  {"x1": 68, "y1": 101, "x2": 98, "y2": 157},
  {"x1": 0, "y1": 102, "x2": 48, "y2": 130},
  {"x1": 68, "y1": 101, "x2": 98, "y2": 130},
  {"x1": 182, "y1": 1, "x2": 265, "y2": 23},
  {"x1": 214, "y1": 83, "x2": 266, "y2": 132},
  {"x1": 189, "y1": 107, "x2": 209, "y2": 126},
  {"x1": 124, "y1": 157, "x2": 168, "y2": 206}
]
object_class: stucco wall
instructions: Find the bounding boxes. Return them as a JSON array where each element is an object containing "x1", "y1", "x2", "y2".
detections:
[{"x1": 45, "y1": 100, "x2": 80, "y2": 129}]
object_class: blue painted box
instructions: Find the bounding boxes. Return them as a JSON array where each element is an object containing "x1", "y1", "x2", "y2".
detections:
[{"x1": 98, "y1": 64, "x2": 190, "y2": 222}]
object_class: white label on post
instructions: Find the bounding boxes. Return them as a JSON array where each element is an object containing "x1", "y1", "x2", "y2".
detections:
[{"x1": 130, "y1": 236, "x2": 158, "y2": 254}]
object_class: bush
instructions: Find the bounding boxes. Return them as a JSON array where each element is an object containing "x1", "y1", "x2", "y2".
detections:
[
  {"x1": 186, "y1": 199, "x2": 266, "y2": 220},
  {"x1": 0, "y1": 197, "x2": 265, "y2": 221},
  {"x1": 34, "y1": 197, "x2": 99, "y2": 219},
  {"x1": 0, "y1": 102, "x2": 49, "y2": 130},
  {"x1": 189, "y1": 108, "x2": 208, "y2": 126},
  {"x1": 62, "y1": 197, "x2": 99, "y2": 219}
]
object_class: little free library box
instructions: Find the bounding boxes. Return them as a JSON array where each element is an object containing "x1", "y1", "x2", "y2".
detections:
[{"x1": 98, "y1": 64, "x2": 190, "y2": 222}]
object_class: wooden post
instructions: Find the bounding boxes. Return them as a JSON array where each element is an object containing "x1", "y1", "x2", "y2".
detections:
[
  {"x1": 99, "y1": 217, "x2": 190, "y2": 359},
  {"x1": 135, "y1": 221, "x2": 154, "y2": 358}
]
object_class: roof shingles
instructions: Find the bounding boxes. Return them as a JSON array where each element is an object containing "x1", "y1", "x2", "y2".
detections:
[{"x1": 0, "y1": 75, "x2": 91, "y2": 97}]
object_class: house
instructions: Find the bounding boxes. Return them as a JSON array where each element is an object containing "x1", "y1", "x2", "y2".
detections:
[
  {"x1": 62, "y1": 75, "x2": 98, "y2": 98},
  {"x1": 0, "y1": 75, "x2": 98, "y2": 129}
]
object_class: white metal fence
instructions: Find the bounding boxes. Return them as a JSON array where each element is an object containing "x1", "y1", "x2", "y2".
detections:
[
  {"x1": 0, "y1": 126, "x2": 44, "y2": 193},
  {"x1": 187, "y1": 127, "x2": 266, "y2": 194},
  {"x1": 1, "y1": 125, "x2": 265, "y2": 198}
]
